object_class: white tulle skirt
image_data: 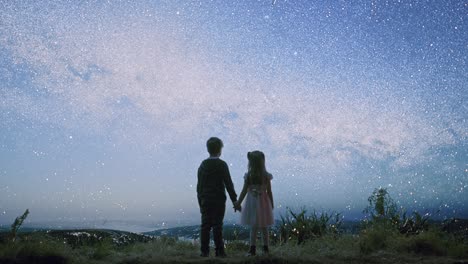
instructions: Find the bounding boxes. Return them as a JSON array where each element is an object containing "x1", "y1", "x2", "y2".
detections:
[{"x1": 240, "y1": 189, "x2": 274, "y2": 227}]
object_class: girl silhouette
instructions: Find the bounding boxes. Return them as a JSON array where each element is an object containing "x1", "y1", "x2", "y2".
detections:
[{"x1": 234, "y1": 151, "x2": 274, "y2": 256}]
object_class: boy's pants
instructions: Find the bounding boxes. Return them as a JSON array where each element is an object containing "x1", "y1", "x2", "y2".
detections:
[{"x1": 200, "y1": 203, "x2": 226, "y2": 254}]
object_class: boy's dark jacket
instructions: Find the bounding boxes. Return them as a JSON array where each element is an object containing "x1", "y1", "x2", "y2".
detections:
[{"x1": 197, "y1": 158, "x2": 237, "y2": 207}]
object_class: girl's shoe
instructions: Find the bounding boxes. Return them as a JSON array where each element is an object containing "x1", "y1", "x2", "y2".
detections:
[
  {"x1": 247, "y1": 245, "x2": 256, "y2": 256},
  {"x1": 262, "y1": 245, "x2": 269, "y2": 254}
]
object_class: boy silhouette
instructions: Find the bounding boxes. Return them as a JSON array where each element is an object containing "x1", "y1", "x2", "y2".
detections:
[{"x1": 197, "y1": 137, "x2": 240, "y2": 257}]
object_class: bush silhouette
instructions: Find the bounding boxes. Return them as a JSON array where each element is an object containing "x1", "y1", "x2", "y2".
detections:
[
  {"x1": 10, "y1": 209, "x2": 29, "y2": 242},
  {"x1": 277, "y1": 207, "x2": 342, "y2": 245}
]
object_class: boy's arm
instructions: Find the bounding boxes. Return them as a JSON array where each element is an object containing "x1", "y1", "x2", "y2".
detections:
[
  {"x1": 223, "y1": 163, "x2": 237, "y2": 203},
  {"x1": 197, "y1": 166, "x2": 202, "y2": 207}
]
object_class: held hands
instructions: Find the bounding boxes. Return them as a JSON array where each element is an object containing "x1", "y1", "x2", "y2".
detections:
[{"x1": 233, "y1": 201, "x2": 242, "y2": 212}]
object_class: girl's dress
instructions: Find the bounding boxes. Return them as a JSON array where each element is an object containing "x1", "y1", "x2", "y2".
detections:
[{"x1": 240, "y1": 173, "x2": 274, "y2": 227}]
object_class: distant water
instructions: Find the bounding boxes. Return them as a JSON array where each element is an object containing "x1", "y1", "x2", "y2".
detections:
[
  {"x1": 0, "y1": 219, "x2": 243, "y2": 233},
  {"x1": 0, "y1": 220, "x2": 183, "y2": 233}
]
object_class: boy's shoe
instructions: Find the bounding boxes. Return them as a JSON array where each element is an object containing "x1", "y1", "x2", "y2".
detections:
[
  {"x1": 200, "y1": 252, "x2": 209, "y2": 257},
  {"x1": 246, "y1": 245, "x2": 256, "y2": 256},
  {"x1": 262, "y1": 245, "x2": 269, "y2": 254}
]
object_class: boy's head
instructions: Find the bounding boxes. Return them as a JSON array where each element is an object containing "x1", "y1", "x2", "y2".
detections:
[{"x1": 207, "y1": 137, "x2": 223, "y2": 157}]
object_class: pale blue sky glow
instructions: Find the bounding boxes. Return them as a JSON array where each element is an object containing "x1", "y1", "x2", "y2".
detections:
[{"x1": 0, "y1": 1, "x2": 467, "y2": 230}]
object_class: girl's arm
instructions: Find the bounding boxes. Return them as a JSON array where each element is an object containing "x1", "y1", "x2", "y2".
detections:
[
  {"x1": 236, "y1": 180, "x2": 248, "y2": 205},
  {"x1": 267, "y1": 179, "x2": 274, "y2": 208}
]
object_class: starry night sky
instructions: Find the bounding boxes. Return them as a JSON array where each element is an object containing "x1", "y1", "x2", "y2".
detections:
[{"x1": 0, "y1": 1, "x2": 467, "y2": 230}]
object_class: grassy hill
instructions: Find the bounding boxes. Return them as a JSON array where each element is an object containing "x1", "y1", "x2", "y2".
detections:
[
  {"x1": 1, "y1": 189, "x2": 466, "y2": 263},
  {"x1": 0, "y1": 225, "x2": 467, "y2": 264}
]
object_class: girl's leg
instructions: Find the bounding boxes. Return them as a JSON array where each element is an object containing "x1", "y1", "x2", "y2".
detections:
[
  {"x1": 250, "y1": 226, "x2": 258, "y2": 246},
  {"x1": 248, "y1": 226, "x2": 257, "y2": 256},
  {"x1": 261, "y1": 227, "x2": 269, "y2": 247}
]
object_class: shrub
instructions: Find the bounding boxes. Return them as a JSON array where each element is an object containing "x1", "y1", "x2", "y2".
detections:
[
  {"x1": 398, "y1": 211, "x2": 429, "y2": 235},
  {"x1": 10, "y1": 209, "x2": 29, "y2": 242},
  {"x1": 277, "y1": 207, "x2": 343, "y2": 245},
  {"x1": 363, "y1": 188, "x2": 430, "y2": 236},
  {"x1": 363, "y1": 188, "x2": 399, "y2": 225}
]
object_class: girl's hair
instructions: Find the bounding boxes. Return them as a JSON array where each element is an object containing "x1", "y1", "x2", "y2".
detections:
[{"x1": 246, "y1": 151, "x2": 267, "y2": 185}]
